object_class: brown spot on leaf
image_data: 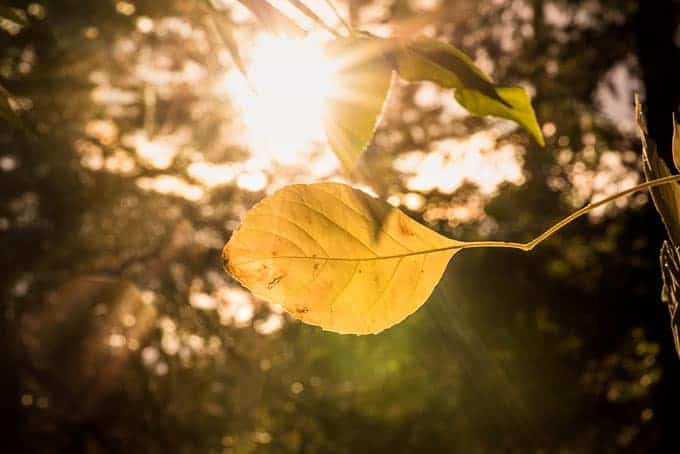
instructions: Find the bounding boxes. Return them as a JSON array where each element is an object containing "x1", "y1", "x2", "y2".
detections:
[
  {"x1": 267, "y1": 274, "x2": 284, "y2": 289},
  {"x1": 398, "y1": 217, "x2": 414, "y2": 236}
]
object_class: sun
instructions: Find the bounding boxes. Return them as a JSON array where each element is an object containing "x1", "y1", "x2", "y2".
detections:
[{"x1": 226, "y1": 34, "x2": 337, "y2": 166}]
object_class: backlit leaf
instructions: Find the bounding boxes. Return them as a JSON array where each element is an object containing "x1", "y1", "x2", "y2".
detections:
[
  {"x1": 324, "y1": 38, "x2": 393, "y2": 173},
  {"x1": 639, "y1": 102, "x2": 680, "y2": 248},
  {"x1": 223, "y1": 183, "x2": 462, "y2": 334},
  {"x1": 393, "y1": 37, "x2": 545, "y2": 146}
]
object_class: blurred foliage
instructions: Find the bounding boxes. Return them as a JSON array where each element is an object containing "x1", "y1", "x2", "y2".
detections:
[{"x1": 1, "y1": 0, "x2": 679, "y2": 453}]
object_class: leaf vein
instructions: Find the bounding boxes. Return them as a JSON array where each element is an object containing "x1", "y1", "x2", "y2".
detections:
[
  {"x1": 246, "y1": 212, "x2": 330, "y2": 257},
  {"x1": 238, "y1": 227, "x2": 308, "y2": 256},
  {"x1": 312, "y1": 186, "x2": 414, "y2": 253},
  {"x1": 276, "y1": 198, "x2": 379, "y2": 256},
  {"x1": 364, "y1": 257, "x2": 403, "y2": 330},
  {"x1": 328, "y1": 261, "x2": 361, "y2": 328}
]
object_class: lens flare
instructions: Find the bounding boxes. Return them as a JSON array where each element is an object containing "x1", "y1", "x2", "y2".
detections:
[{"x1": 225, "y1": 34, "x2": 336, "y2": 165}]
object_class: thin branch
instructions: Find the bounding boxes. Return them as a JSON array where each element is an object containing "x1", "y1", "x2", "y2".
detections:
[{"x1": 521, "y1": 174, "x2": 680, "y2": 251}]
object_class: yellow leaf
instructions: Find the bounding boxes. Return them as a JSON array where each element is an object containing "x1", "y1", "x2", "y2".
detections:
[
  {"x1": 324, "y1": 39, "x2": 393, "y2": 173},
  {"x1": 223, "y1": 183, "x2": 462, "y2": 334}
]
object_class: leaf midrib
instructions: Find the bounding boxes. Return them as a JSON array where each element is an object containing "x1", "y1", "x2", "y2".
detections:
[{"x1": 229, "y1": 244, "x2": 461, "y2": 267}]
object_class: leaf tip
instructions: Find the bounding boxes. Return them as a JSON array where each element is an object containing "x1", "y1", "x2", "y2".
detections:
[{"x1": 534, "y1": 130, "x2": 546, "y2": 147}]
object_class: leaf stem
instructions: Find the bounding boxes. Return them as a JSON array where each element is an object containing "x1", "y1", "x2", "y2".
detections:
[{"x1": 461, "y1": 173, "x2": 680, "y2": 252}]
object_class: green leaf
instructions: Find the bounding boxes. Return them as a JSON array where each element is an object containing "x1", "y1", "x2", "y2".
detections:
[
  {"x1": 324, "y1": 38, "x2": 393, "y2": 173},
  {"x1": 454, "y1": 86, "x2": 543, "y2": 144},
  {"x1": 393, "y1": 37, "x2": 545, "y2": 146},
  {"x1": 0, "y1": 5, "x2": 26, "y2": 26},
  {"x1": 638, "y1": 101, "x2": 680, "y2": 248},
  {"x1": 223, "y1": 182, "x2": 462, "y2": 334}
]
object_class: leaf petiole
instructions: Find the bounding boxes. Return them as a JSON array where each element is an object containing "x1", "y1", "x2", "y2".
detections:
[{"x1": 461, "y1": 173, "x2": 680, "y2": 252}]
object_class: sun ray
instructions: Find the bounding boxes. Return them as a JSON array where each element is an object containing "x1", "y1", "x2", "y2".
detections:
[{"x1": 225, "y1": 33, "x2": 338, "y2": 165}]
